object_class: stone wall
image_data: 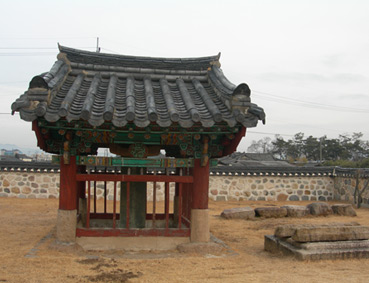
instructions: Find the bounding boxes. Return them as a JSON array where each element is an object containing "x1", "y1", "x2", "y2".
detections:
[
  {"x1": 209, "y1": 175, "x2": 334, "y2": 202},
  {"x1": 1, "y1": 171, "x2": 335, "y2": 202},
  {"x1": 0, "y1": 172, "x2": 59, "y2": 199}
]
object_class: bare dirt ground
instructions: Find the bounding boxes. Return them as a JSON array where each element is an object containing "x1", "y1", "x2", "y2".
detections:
[{"x1": 1, "y1": 198, "x2": 369, "y2": 283}]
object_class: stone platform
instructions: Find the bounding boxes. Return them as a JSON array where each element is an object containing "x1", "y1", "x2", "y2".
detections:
[{"x1": 265, "y1": 223, "x2": 369, "y2": 260}]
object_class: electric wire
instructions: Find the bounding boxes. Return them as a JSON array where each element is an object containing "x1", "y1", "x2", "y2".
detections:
[{"x1": 253, "y1": 90, "x2": 369, "y2": 113}]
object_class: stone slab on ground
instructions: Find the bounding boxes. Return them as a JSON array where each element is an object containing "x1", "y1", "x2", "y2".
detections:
[
  {"x1": 220, "y1": 207, "x2": 255, "y2": 220},
  {"x1": 307, "y1": 202, "x2": 333, "y2": 216},
  {"x1": 292, "y1": 225, "x2": 369, "y2": 242},
  {"x1": 265, "y1": 235, "x2": 369, "y2": 261},
  {"x1": 254, "y1": 207, "x2": 287, "y2": 218},
  {"x1": 177, "y1": 242, "x2": 225, "y2": 254},
  {"x1": 331, "y1": 204, "x2": 357, "y2": 216},
  {"x1": 281, "y1": 205, "x2": 309, "y2": 217},
  {"x1": 274, "y1": 222, "x2": 360, "y2": 238}
]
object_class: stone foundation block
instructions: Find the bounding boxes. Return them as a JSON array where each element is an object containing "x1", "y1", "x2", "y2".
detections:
[
  {"x1": 56, "y1": 209, "x2": 77, "y2": 243},
  {"x1": 292, "y1": 225, "x2": 369, "y2": 242},
  {"x1": 255, "y1": 207, "x2": 287, "y2": 218},
  {"x1": 331, "y1": 204, "x2": 357, "y2": 216},
  {"x1": 191, "y1": 209, "x2": 210, "y2": 243},
  {"x1": 177, "y1": 242, "x2": 224, "y2": 254},
  {"x1": 281, "y1": 205, "x2": 309, "y2": 217},
  {"x1": 77, "y1": 236, "x2": 189, "y2": 251},
  {"x1": 307, "y1": 202, "x2": 333, "y2": 216},
  {"x1": 265, "y1": 235, "x2": 369, "y2": 261},
  {"x1": 220, "y1": 207, "x2": 255, "y2": 220},
  {"x1": 275, "y1": 222, "x2": 360, "y2": 238}
]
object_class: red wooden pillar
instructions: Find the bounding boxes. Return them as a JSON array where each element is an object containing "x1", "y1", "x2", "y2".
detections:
[
  {"x1": 191, "y1": 158, "x2": 209, "y2": 209},
  {"x1": 59, "y1": 156, "x2": 78, "y2": 210},
  {"x1": 76, "y1": 165, "x2": 86, "y2": 212},
  {"x1": 57, "y1": 156, "x2": 78, "y2": 243},
  {"x1": 181, "y1": 183, "x2": 188, "y2": 223},
  {"x1": 190, "y1": 158, "x2": 210, "y2": 242}
]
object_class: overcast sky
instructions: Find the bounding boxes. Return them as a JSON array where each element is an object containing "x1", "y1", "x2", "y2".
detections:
[{"x1": 1, "y1": 0, "x2": 368, "y2": 153}]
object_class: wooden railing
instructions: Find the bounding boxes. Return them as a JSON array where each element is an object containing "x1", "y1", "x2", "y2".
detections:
[{"x1": 75, "y1": 171, "x2": 193, "y2": 237}]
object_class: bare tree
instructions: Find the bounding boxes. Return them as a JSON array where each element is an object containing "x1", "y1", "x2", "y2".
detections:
[{"x1": 354, "y1": 169, "x2": 369, "y2": 208}]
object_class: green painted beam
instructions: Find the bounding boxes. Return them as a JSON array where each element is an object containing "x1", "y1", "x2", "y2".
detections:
[{"x1": 52, "y1": 155, "x2": 218, "y2": 167}]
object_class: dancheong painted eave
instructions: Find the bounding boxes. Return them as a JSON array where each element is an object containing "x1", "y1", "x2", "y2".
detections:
[{"x1": 11, "y1": 45, "x2": 265, "y2": 129}]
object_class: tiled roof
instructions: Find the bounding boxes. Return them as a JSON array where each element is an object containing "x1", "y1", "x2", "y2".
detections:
[
  {"x1": 11, "y1": 45, "x2": 265, "y2": 129},
  {"x1": 218, "y1": 152, "x2": 294, "y2": 167}
]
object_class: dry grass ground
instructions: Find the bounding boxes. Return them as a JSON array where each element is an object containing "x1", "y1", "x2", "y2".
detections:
[{"x1": 1, "y1": 197, "x2": 369, "y2": 282}]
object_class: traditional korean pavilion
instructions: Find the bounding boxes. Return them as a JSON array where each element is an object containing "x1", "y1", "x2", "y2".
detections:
[{"x1": 11, "y1": 45, "x2": 265, "y2": 249}]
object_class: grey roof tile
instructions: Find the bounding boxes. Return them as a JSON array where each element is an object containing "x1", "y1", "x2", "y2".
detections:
[{"x1": 11, "y1": 45, "x2": 265, "y2": 128}]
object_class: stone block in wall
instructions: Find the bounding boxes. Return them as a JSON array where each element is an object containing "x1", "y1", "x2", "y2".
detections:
[
  {"x1": 216, "y1": 196, "x2": 227, "y2": 201},
  {"x1": 255, "y1": 207, "x2": 287, "y2": 218},
  {"x1": 289, "y1": 195, "x2": 300, "y2": 201},
  {"x1": 307, "y1": 202, "x2": 333, "y2": 216},
  {"x1": 277, "y1": 194, "x2": 288, "y2": 201},
  {"x1": 331, "y1": 204, "x2": 357, "y2": 216},
  {"x1": 281, "y1": 205, "x2": 309, "y2": 217},
  {"x1": 220, "y1": 207, "x2": 255, "y2": 220},
  {"x1": 11, "y1": 187, "x2": 20, "y2": 194},
  {"x1": 21, "y1": 187, "x2": 31, "y2": 194},
  {"x1": 210, "y1": 189, "x2": 218, "y2": 196}
]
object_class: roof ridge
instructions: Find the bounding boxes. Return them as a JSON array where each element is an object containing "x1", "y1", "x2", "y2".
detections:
[{"x1": 58, "y1": 45, "x2": 220, "y2": 71}]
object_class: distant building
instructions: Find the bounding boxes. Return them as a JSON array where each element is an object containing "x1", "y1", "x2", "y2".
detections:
[
  {"x1": 15, "y1": 153, "x2": 33, "y2": 162},
  {"x1": 31, "y1": 153, "x2": 52, "y2": 162},
  {"x1": 1, "y1": 149, "x2": 21, "y2": 157},
  {"x1": 0, "y1": 149, "x2": 34, "y2": 162}
]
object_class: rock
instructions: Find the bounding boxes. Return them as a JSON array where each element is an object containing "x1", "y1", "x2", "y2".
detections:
[
  {"x1": 21, "y1": 187, "x2": 32, "y2": 194},
  {"x1": 220, "y1": 207, "x2": 255, "y2": 220},
  {"x1": 281, "y1": 205, "x2": 309, "y2": 217},
  {"x1": 289, "y1": 195, "x2": 300, "y2": 201},
  {"x1": 292, "y1": 225, "x2": 369, "y2": 242},
  {"x1": 277, "y1": 194, "x2": 288, "y2": 201},
  {"x1": 11, "y1": 187, "x2": 20, "y2": 194},
  {"x1": 307, "y1": 202, "x2": 333, "y2": 216},
  {"x1": 255, "y1": 207, "x2": 287, "y2": 218},
  {"x1": 331, "y1": 204, "x2": 357, "y2": 216}
]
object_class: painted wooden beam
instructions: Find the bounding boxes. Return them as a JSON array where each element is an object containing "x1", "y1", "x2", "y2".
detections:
[
  {"x1": 76, "y1": 174, "x2": 194, "y2": 183},
  {"x1": 223, "y1": 126, "x2": 246, "y2": 156}
]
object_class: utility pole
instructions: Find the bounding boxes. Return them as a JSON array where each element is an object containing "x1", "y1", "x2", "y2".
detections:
[
  {"x1": 319, "y1": 137, "x2": 323, "y2": 164},
  {"x1": 96, "y1": 37, "x2": 101, "y2": 53}
]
